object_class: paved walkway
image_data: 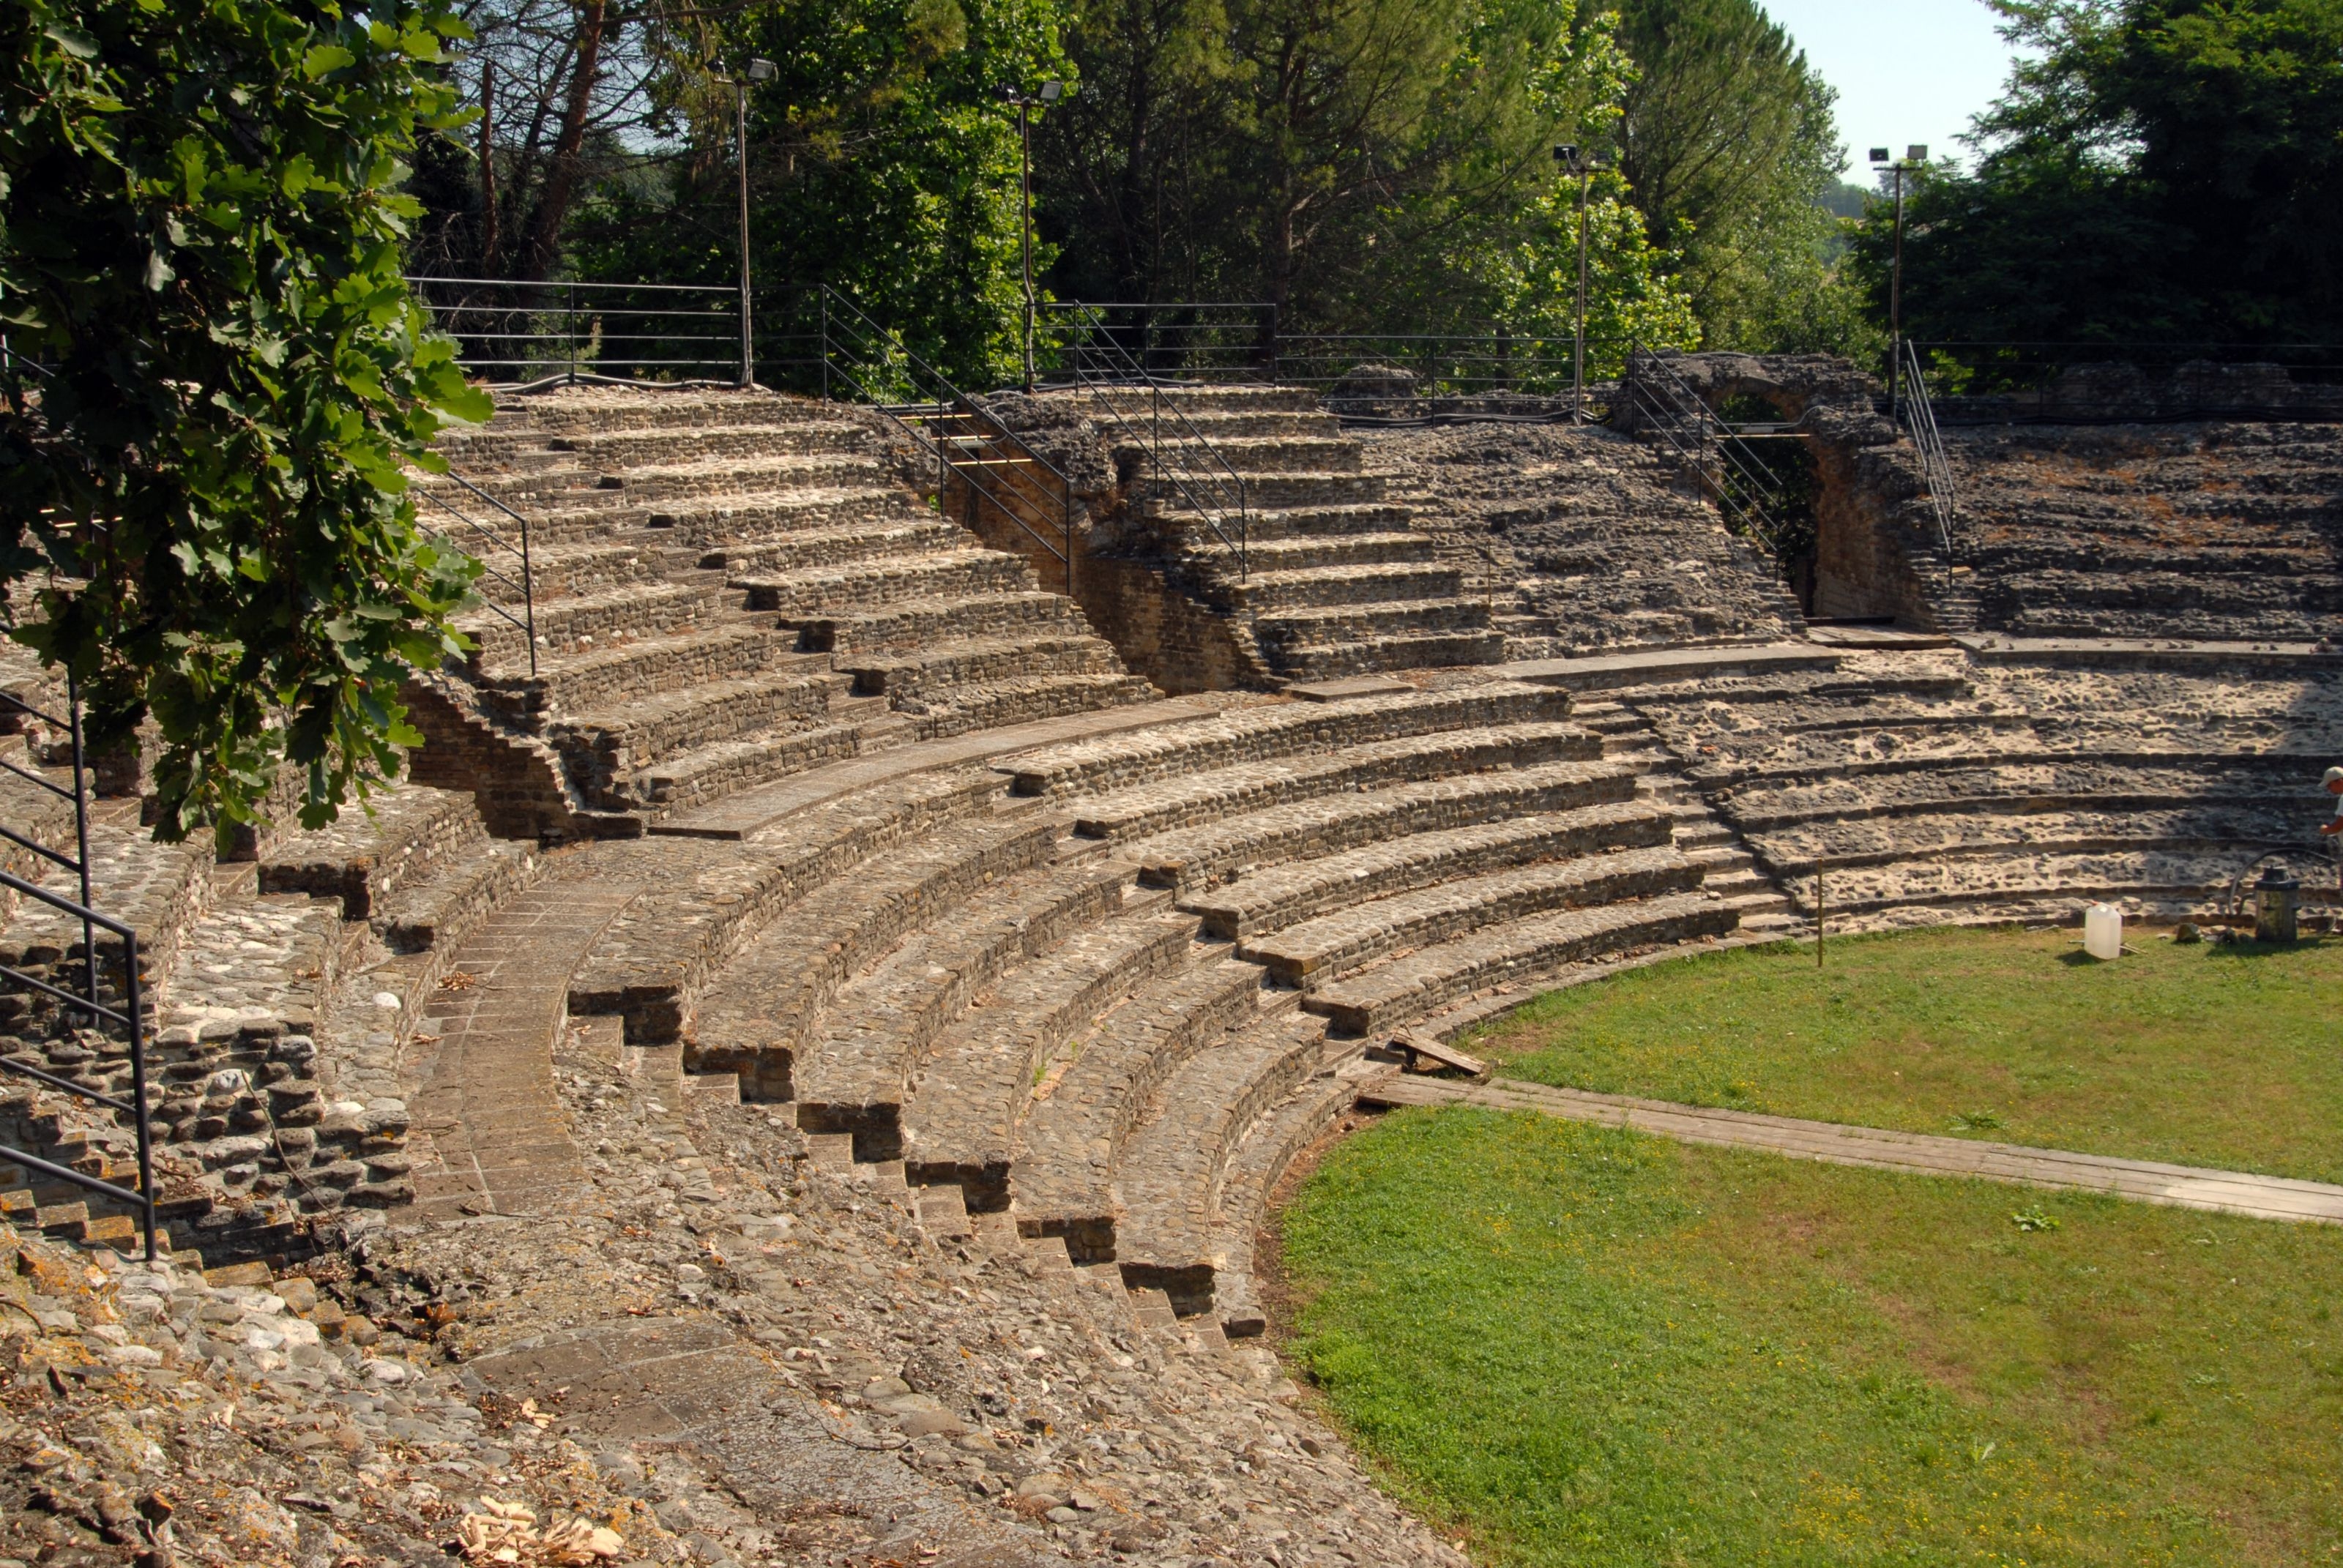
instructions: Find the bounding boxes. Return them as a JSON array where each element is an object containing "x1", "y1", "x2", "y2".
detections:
[
  {"x1": 404, "y1": 884, "x2": 638, "y2": 1220},
  {"x1": 1363, "y1": 1073, "x2": 2343, "y2": 1225}
]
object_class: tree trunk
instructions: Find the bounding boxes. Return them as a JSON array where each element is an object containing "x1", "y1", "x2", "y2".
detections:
[{"x1": 520, "y1": 0, "x2": 609, "y2": 280}]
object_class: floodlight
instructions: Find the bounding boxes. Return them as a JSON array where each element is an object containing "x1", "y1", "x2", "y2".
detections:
[
  {"x1": 1039, "y1": 80, "x2": 1064, "y2": 102},
  {"x1": 1555, "y1": 143, "x2": 1579, "y2": 166},
  {"x1": 1869, "y1": 147, "x2": 1889, "y2": 163},
  {"x1": 1906, "y1": 143, "x2": 1928, "y2": 163},
  {"x1": 745, "y1": 58, "x2": 777, "y2": 83}
]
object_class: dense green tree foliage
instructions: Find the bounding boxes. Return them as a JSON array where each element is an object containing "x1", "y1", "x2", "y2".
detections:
[
  {"x1": 571, "y1": 0, "x2": 1069, "y2": 386},
  {"x1": 1614, "y1": 0, "x2": 1871, "y2": 356},
  {"x1": 1, "y1": 0, "x2": 491, "y2": 844},
  {"x1": 1852, "y1": 0, "x2": 2343, "y2": 348}
]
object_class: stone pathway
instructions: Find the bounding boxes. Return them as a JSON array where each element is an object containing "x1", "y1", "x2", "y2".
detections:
[
  {"x1": 1364, "y1": 1074, "x2": 2343, "y2": 1225},
  {"x1": 404, "y1": 884, "x2": 638, "y2": 1220}
]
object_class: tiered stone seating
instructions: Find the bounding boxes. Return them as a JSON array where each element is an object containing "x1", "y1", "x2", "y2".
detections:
[
  {"x1": 1611, "y1": 649, "x2": 2343, "y2": 928},
  {"x1": 675, "y1": 674, "x2": 1738, "y2": 1334},
  {"x1": 1365, "y1": 422, "x2": 1806, "y2": 657},
  {"x1": 1056, "y1": 385, "x2": 1506, "y2": 679},
  {"x1": 1942, "y1": 422, "x2": 2343, "y2": 641},
  {"x1": 411, "y1": 387, "x2": 1156, "y2": 836}
]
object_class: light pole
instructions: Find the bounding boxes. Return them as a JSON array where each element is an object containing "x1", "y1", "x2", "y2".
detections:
[
  {"x1": 1869, "y1": 143, "x2": 1926, "y2": 419},
  {"x1": 999, "y1": 80, "x2": 1063, "y2": 392},
  {"x1": 1554, "y1": 143, "x2": 1602, "y2": 422},
  {"x1": 731, "y1": 58, "x2": 778, "y2": 388}
]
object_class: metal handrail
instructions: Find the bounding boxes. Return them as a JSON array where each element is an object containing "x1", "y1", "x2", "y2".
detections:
[
  {"x1": 406, "y1": 275, "x2": 746, "y2": 386},
  {"x1": 1049, "y1": 303, "x2": 1250, "y2": 579},
  {"x1": 414, "y1": 468, "x2": 539, "y2": 677},
  {"x1": 818, "y1": 287, "x2": 1076, "y2": 593},
  {"x1": 0, "y1": 679, "x2": 156, "y2": 1262},
  {"x1": 1898, "y1": 339, "x2": 1958, "y2": 554},
  {"x1": 1620, "y1": 346, "x2": 1798, "y2": 567}
]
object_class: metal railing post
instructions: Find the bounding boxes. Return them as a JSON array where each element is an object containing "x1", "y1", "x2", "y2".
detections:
[
  {"x1": 64, "y1": 672, "x2": 93, "y2": 1010},
  {"x1": 567, "y1": 283, "x2": 578, "y2": 384},
  {"x1": 122, "y1": 933, "x2": 154, "y2": 1261}
]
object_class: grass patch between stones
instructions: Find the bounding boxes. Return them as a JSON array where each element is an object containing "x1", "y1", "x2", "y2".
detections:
[
  {"x1": 1466, "y1": 925, "x2": 2343, "y2": 1183},
  {"x1": 1280, "y1": 1106, "x2": 2343, "y2": 1566}
]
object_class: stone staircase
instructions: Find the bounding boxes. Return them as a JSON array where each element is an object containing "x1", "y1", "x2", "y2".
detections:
[
  {"x1": 1064, "y1": 385, "x2": 1507, "y2": 682},
  {"x1": 1942, "y1": 422, "x2": 2343, "y2": 641},
  {"x1": 1364, "y1": 421, "x2": 1807, "y2": 658},
  {"x1": 411, "y1": 387, "x2": 1156, "y2": 838},
  {"x1": 1603, "y1": 646, "x2": 2343, "y2": 930},
  {"x1": 0, "y1": 733, "x2": 548, "y2": 1269},
  {"x1": 644, "y1": 674, "x2": 1739, "y2": 1336}
]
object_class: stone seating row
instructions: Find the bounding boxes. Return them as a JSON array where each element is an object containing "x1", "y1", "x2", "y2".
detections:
[
  {"x1": 1040, "y1": 385, "x2": 1506, "y2": 680},
  {"x1": 1358, "y1": 422, "x2": 1805, "y2": 661},
  {"x1": 1942, "y1": 422, "x2": 2343, "y2": 643},
  {"x1": 1611, "y1": 649, "x2": 2343, "y2": 927},
  {"x1": 657, "y1": 675, "x2": 1737, "y2": 1337},
  {"x1": 412, "y1": 389, "x2": 1159, "y2": 836}
]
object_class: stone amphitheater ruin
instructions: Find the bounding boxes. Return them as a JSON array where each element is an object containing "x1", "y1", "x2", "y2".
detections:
[{"x1": 5, "y1": 349, "x2": 2342, "y2": 1565}]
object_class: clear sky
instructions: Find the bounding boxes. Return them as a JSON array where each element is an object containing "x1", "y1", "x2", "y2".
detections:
[{"x1": 1761, "y1": 0, "x2": 2022, "y2": 179}]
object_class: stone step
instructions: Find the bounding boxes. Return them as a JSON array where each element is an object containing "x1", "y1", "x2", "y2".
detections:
[
  {"x1": 565, "y1": 769, "x2": 1004, "y2": 1040},
  {"x1": 1013, "y1": 954, "x2": 1271, "y2": 1262},
  {"x1": 700, "y1": 518, "x2": 971, "y2": 576},
  {"x1": 551, "y1": 668, "x2": 845, "y2": 809},
  {"x1": 467, "y1": 537, "x2": 675, "y2": 605},
  {"x1": 1005, "y1": 681, "x2": 1573, "y2": 798},
  {"x1": 1242, "y1": 843, "x2": 1705, "y2": 985},
  {"x1": 1221, "y1": 563, "x2": 1462, "y2": 612},
  {"x1": 1130, "y1": 756, "x2": 1644, "y2": 892},
  {"x1": 1746, "y1": 802, "x2": 2319, "y2": 874},
  {"x1": 795, "y1": 591, "x2": 1100, "y2": 656},
  {"x1": 841, "y1": 634, "x2": 1125, "y2": 699},
  {"x1": 1240, "y1": 531, "x2": 1439, "y2": 573},
  {"x1": 761, "y1": 859, "x2": 1131, "y2": 1121},
  {"x1": 1267, "y1": 627, "x2": 1511, "y2": 681},
  {"x1": 1204, "y1": 1060, "x2": 1375, "y2": 1338},
  {"x1": 1150, "y1": 470, "x2": 1385, "y2": 511},
  {"x1": 905, "y1": 673, "x2": 1161, "y2": 739},
  {"x1": 480, "y1": 624, "x2": 820, "y2": 722},
  {"x1": 483, "y1": 390, "x2": 841, "y2": 434},
  {"x1": 1305, "y1": 890, "x2": 1740, "y2": 1036},
  {"x1": 1707, "y1": 757, "x2": 2326, "y2": 828},
  {"x1": 1254, "y1": 596, "x2": 1493, "y2": 649},
  {"x1": 623, "y1": 717, "x2": 877, "y2": 821},
  {"x1": 1069, "y1": 721, "x2": 1605, "y2": 842},
  {"x1": 1115, "y1": 406, "x2": 1344, "y2": 440},
  {"x1": 589, "y1": 451, "x2": 890, "y2": 505},
  {"x1": 372, "y1": 840, "x2": 544, "y2": 955},
  {"x1": 1155, "y1": 501, "x2": 1415, "y2": 545},
  {"x1": 256, "y1": 784, "x2": 491, "y2": 920},
  {"x1": 1113, "y1": 1011, "x2": 1333, "y2": 1312},
  {"x1": 645, "y1": 487, "x2": 937, "y2": 545},
  {"x1": 1084, "y1": 385, "x2": 1323, "y2": 417},
  {"x1": 540, "y1": 420, "x2": 871, "y2": 465},
  {"x1": 679, "y1": 811, "x2": 1061, "y2": 1079},
  {"x1": 1789, "y1": 848, "x2": 2327, "y2": 918},
  {"x1": 901, "y1": 912, "x2": 1201, "y2": 1206},
  {"x1": 462, "y1": 579, "x2": 731, "y2": 668},
  {"x1": 1193, "y1": 434, "x2": 1368, "y2": 474},
  {"x1": 744, "y1": 550, "x2": 1038, "y2": 619}
]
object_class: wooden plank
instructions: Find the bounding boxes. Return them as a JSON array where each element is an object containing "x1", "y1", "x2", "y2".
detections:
[{"x1": 1389, "y1": 1028, "x2": 1488, "y2": 1079}]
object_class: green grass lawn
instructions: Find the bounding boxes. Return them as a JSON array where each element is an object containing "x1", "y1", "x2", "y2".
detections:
[
  {"x1": 1464, "y1": 927, "x2": 2343, "y2": 1184},
  {"x1": 1280, "y1": 1107, "x2": 2343, "y2": 1566}
]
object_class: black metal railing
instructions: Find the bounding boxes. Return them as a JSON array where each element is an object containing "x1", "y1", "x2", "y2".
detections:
[
  {"x1": 1617, "y1": 346, "x2": 1798, "y2": 566},
  {"x1": 1274, "y1": 330, "x2": 1593, "y2": 400},
  {"x1": 407, "y1": 276, "x2": 745, "y2": 387},
  {"x1": 414, "y1": 470, "x2": 540, "y2": 678},
  {"x1": 1044, "y1": 303, "x2": 1250, "y2": 578},
  {"x1": 1896, "y1": 340, "x2": 1958, "y2": 554},
  {"x1": 0, "y1": 682, "x2": 157, "y2": 1263},
  {"x1": 1038, "y1": 302, "x2": 1278, "y2": 382},
  {"x1": 819, "y1": 287, "x2": 1076, "y2": 593}
]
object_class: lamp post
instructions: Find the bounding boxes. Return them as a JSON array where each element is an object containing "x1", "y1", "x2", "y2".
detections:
[
  {"x1": 731, "y1": 58, "x2": 778, "y2": 388},
  {"x1": 1554, "y1": 143, "x2": 1601, "y2": 422},
  {"x1": 1869, "y1": 143, "x2": 1926, "y2": 419},
  {"x1": 999, "y1": 81, "x2": 1063, "y2": 392}
]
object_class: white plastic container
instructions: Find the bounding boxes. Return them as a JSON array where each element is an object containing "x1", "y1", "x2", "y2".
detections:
[{"x1": 2083, "y1": 902, "x2": 2123, "y2": 960}]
